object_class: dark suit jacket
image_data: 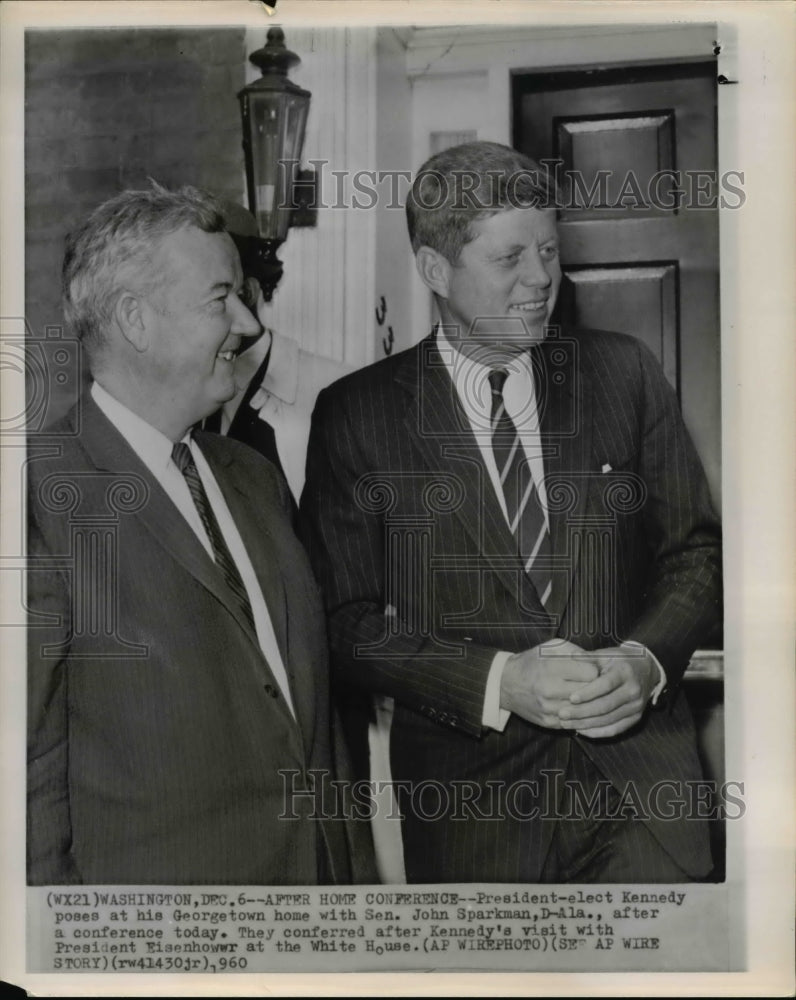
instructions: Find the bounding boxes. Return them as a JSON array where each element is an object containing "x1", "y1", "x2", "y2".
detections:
[
  {"x1": 300, "y1": 329, "x2": 722, "y2": 882},
  {"x1": 27, "y1": 393, "x2": 351, "y2": 885}
]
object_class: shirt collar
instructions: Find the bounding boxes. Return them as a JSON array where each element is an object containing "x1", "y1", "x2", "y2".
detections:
[
  {"x1": 91, "y1": 380, "x2": 179, "y2": 473},
  {"x1": 228, "y1": 327, "x2": 271, "y2": 390},
  {"x1": 228, "y1": 328, "x2": 299, "y2": 412},
  {"x1": 260, "y1": 330, "x2": 299, "y2": 405},
  {"x1": 435, "y1": 324, "x2": 537, "y2": 424}
]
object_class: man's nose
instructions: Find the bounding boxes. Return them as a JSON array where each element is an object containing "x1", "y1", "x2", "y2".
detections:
[
  {"x1": 519, "y1": 249, "x2": 552, "y2": 287},
  {"x1": 229, "y1": 291, "x2": 262, "y2": 338}
]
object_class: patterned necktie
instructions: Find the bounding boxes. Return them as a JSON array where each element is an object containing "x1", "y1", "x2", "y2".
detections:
[
  {"x1": 171, "y1": 441, "x2": 256, "y2": 632},
  {"x1": 488, "y1": 367, "x2": 552, "y2": 607}
]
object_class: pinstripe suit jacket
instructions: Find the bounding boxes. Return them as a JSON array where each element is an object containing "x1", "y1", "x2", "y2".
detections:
[
  {"x1": 27, "y1": 394, "x2": 351, "y2": 885},
  {"x1": 300, "y1": 329, "x2": 722, "y2": 882}
]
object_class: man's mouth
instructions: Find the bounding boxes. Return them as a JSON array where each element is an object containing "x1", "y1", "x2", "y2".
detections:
[
  {"x1": 216, "y1": 349, "x2": 236, "y2": 362},
  {"x1": 509, "y1": 300, "x2": 548, "y2": 313}
]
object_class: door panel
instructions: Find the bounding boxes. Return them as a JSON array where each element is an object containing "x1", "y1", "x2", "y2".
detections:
[
  {"x1": 559, "y1": 262, "x2": 679, "y2": 388},
  {"x1": 513, "y1": 62, "x2": 721, "y2": 508},
  {"x1": 556, "y1": 110, "x2": 677, "y2": 222}
]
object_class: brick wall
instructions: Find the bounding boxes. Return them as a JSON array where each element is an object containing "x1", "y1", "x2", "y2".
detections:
[{"x1": 25, "y1": 27, "x2": 246, "y2": 424}]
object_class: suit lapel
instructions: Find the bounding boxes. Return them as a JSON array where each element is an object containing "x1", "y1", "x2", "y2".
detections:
[
  {"x1": 197, "y1": 433, "x2": 290, "y2": 664},
  {"x1": 396, "y1": 333, "x2": 597, "y2": 629},
  {"x1": 395, "y1": 336, "x2": 531, "y2": 607},
  {"x1": 78, "y1": 396, "x2": 264, "y2": 652},
  {"x1": 76, "y1": 396, "x2": 305, "y2": 747},
  {"x1": 197, "y1": 432, "x2": 313, "y2": 740},
  {"x1": 77, "y1": 397, "x2": 240, "y2": 613}
]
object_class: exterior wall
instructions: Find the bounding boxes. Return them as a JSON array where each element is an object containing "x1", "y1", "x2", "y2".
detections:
[{"x1": 25, "y1": 27, "x2": 246, "y2": 423}]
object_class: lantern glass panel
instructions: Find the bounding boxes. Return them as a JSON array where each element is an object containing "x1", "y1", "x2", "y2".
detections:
[{"x1": 246, "y1": 89, "x2": 310, "y2": 242}]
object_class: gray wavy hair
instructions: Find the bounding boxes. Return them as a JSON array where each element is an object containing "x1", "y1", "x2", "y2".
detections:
[{"x1": 62, "y1": 181, "x2": 225, "y2": 350}]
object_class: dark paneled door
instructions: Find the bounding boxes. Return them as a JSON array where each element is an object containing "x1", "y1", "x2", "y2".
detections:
[
  {"x1": 514, "y1": 61, "x2": 724, "y2": 879},
  {"x1": 513, "y1": 62, "x2": 720, "y2": 508}
]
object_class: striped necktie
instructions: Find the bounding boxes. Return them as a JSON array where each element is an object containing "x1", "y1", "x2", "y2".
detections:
[
  {"x1": 172, "y1": 441, "x2": 256, "y2": 632},
  {"x1": 488, "y1": 367, "x2": 552, "y2": 607}
]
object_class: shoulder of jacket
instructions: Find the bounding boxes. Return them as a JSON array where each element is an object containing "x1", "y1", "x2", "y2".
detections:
[
  {"x1": 318, "y1": 341, "x2": 421, "y2": 402},
  {"x1": 562, "y1": 326, "x2": 641, "y2": 357}
]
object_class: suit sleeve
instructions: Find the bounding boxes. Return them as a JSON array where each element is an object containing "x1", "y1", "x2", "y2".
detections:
[
  {"x1": 622, "y1": 338, "x2": 723, "y2": 688},
  {"x1": 300, "y1": 386, "x2": 497, "y2": 737},
  {"x1": 27, "y1": 502, "x2": 81, "y2": 884}
]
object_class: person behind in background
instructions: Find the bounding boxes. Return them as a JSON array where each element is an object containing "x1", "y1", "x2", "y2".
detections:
[{"x1": 203, "y1": 201, "x2": 354, "y2": 512}]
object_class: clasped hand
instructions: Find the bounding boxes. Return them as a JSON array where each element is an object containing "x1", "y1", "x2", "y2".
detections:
[{"x1": 499, "y1": 639, "x2": 658, "y2": 739}]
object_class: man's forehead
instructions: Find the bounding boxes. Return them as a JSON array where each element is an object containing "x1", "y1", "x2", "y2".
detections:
[
  {"x1": 154, "y1": 225, "x2": 240, "y2": 279},
  {"x1": 470, "y1": 205, "x2": 558, "y2": 241}
]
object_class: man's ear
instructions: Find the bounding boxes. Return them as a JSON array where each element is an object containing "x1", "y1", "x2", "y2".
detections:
[
  {"x1": 415, "y1": 246, "x2": 452, "y2": 299},
  {"x1": 114, "y1": 292, "x2": 149, "y2": 353}
]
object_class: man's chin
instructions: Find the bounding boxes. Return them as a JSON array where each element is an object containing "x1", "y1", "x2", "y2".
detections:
[
  {"x1": 208, "y1": 377, "x2": 237, "y2": 410},
  {"x1": 215, "y1": 363, "x2": 238, "y2": 388}
]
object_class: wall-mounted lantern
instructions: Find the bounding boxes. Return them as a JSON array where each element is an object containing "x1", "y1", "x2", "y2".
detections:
[{"x1": 237, "y1": 27, "x2": 312, "y2": 300}]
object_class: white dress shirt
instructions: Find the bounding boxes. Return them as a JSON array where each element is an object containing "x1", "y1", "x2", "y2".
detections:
[{"x1": 91, "y1": 381, "x2": 296, "y2": 718}]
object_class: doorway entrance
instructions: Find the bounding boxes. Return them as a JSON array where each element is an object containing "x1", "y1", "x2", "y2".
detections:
[{"x1": 513, "y1": 61, "x2": 720, "y2": 508}]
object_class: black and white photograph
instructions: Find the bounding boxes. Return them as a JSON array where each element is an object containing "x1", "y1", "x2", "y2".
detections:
[{"x1": 1, "y1": 0, "x2": 793, "y2": 995}]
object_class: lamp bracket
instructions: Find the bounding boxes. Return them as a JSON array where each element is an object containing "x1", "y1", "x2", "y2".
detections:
[{"x1": 230, "y1": 233, "x2": 284, "y2": 304}]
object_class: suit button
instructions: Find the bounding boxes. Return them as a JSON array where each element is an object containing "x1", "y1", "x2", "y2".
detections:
[{"x1": 264, "y1": 684, "x2": 279, "y2": 699}]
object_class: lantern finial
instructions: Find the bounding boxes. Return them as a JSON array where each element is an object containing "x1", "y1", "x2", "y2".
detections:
[{"x1": 249, "y1": 27, "x2": 301, "y2": 76}]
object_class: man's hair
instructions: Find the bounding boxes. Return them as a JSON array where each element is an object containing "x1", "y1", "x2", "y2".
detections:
[
  {"x1": 62, "y1": 182, "x2": 226, "y2": 350},
  {"x1": 405, "y1": 141, "x2": 559, "y2": 263}
]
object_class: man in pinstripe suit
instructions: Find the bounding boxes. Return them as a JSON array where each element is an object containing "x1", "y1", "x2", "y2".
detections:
[{"x1": 301, "y1": 142, "x2": 722, "y2": 883}]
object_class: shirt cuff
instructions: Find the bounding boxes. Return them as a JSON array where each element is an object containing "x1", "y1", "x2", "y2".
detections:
[
  {"x1": 482, "y1": 650, "x2": 512, "y2": 731},
  {"x1": 621, "y1": 640, "x2": 667, "y2": 705}
]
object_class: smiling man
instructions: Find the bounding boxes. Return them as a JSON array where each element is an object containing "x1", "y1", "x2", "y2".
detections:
[
  {"x1": 27, "y1": 184, "x2": 354, "y2": 884},
  {"x1": 301, "y1": 141, "x2": 722, "y2": 884}
]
